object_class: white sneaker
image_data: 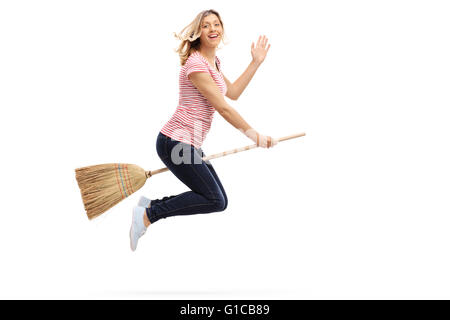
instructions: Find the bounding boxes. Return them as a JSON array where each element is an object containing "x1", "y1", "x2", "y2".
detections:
[
  {"x1": 138, "y1": 196, "x2": 151, "y2": 208},
  {"x1": 129, "y1": 206, "x2": 147, "y2": 251}
]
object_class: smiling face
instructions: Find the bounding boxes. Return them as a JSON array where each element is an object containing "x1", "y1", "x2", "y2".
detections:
[{"x1": 199, "y1": 14, "x2": 223, "y2": 48}]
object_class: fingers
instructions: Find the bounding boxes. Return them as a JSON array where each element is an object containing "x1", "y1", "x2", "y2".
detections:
[
  {"x1": 256, "y1": 35, "x2": 269, "y2": 49},
  {"x1": 252, "y1": 132, "x2": 277, "y2": 149},
  {"x1": 256, "y1": 133, "x2": 266, "y2": 148},
  {"x1": 260, "y1": 135, "x2": 278, "y2": 148},
  {"x1": 267, "y1": 136, "x2": 278, "y2": 148}
]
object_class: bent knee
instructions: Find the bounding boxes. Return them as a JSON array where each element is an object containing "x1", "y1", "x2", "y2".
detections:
[
  {"x1": 212, "y1": 194, "x2": 227, "y2": 212},
  {"x1": 222, "y1": 197, "x2": 228, "y2": 211}
]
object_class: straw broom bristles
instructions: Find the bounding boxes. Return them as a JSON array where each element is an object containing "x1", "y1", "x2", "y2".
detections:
[{"x1": 75, "y1": 163, "x2": 149, "y2": 220}]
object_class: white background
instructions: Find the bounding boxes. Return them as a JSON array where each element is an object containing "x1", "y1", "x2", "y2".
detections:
[{"x1": 1, "y1": 0, "x2": 449, "y2": 299}]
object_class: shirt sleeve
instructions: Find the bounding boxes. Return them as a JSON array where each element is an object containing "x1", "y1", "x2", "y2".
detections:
[{"x1": 185, "y1": 55, "x2": 209, "y2": 77}]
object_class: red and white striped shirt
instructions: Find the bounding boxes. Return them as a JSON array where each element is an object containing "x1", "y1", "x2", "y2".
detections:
[{"x1": 160, "y1": 51, "x2": 227, "y2": 149}]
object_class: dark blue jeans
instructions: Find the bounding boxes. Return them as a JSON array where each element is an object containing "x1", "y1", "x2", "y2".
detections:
[{"x1": 146, "y1": 132, "x2": 228, "y2": 223}]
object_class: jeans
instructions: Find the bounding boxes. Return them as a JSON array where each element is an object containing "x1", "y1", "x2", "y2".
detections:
[{"x1": 146, "y1": 132, "x2": 228, "y2": 223}]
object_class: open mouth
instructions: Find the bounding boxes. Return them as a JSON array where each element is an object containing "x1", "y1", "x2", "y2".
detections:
[{"x1": 208, "y1": 34, "x2": 219, "y2": 39}]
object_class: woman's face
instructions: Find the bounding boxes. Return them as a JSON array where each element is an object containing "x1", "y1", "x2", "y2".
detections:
[{"x1": 199, "y1": 14, "x2": 223, "y2": 48}]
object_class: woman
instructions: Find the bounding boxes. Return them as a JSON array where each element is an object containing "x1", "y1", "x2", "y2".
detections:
[{"x1": 130, "y1": 9, "x2": 277, "y2": 251}]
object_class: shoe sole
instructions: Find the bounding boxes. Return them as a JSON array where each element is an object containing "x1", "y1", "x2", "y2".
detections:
[{"x1": 129, "y1": 208, "x2": 139, "y2": 251}]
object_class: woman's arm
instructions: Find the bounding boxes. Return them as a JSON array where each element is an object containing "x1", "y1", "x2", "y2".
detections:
[
  {"x1": 224, "y1": 35, "x2": 271, "y2": 101},
  {"x1": 189, "y1": 71, "x2": 274, "y2": 147},
  {"x1": 189, "y1": 72, "x2": 252, "y2": 134},
  {"x1": 223, "y1": 61, "x2": 260, "y2": 101}
]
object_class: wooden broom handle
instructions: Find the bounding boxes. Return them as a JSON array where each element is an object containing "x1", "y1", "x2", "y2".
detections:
[{"x1": 146, "y1": 132, "x2": 306, "y2": 177}]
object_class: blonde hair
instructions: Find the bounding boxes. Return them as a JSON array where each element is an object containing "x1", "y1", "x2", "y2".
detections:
[{"x1": 173, "y1": 9, "x2": 228, "y2": 66}]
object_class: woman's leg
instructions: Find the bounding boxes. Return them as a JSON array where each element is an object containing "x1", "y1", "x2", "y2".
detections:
[
  {"x1": 146, "y1": 133, "x2": 227, "y2": 224},
  {"x1": 199, "y1": 148, "x2": 228, "y2": 211}
]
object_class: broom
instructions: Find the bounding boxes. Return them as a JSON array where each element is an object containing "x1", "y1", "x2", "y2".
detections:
[{"x1": 75, "y1": 132, "x2": 305, "y2": 220}]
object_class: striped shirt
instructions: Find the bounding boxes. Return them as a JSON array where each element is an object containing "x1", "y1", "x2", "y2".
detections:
[{"x1": 160, "y1": 51, "x2": 228, "y2": 149}]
